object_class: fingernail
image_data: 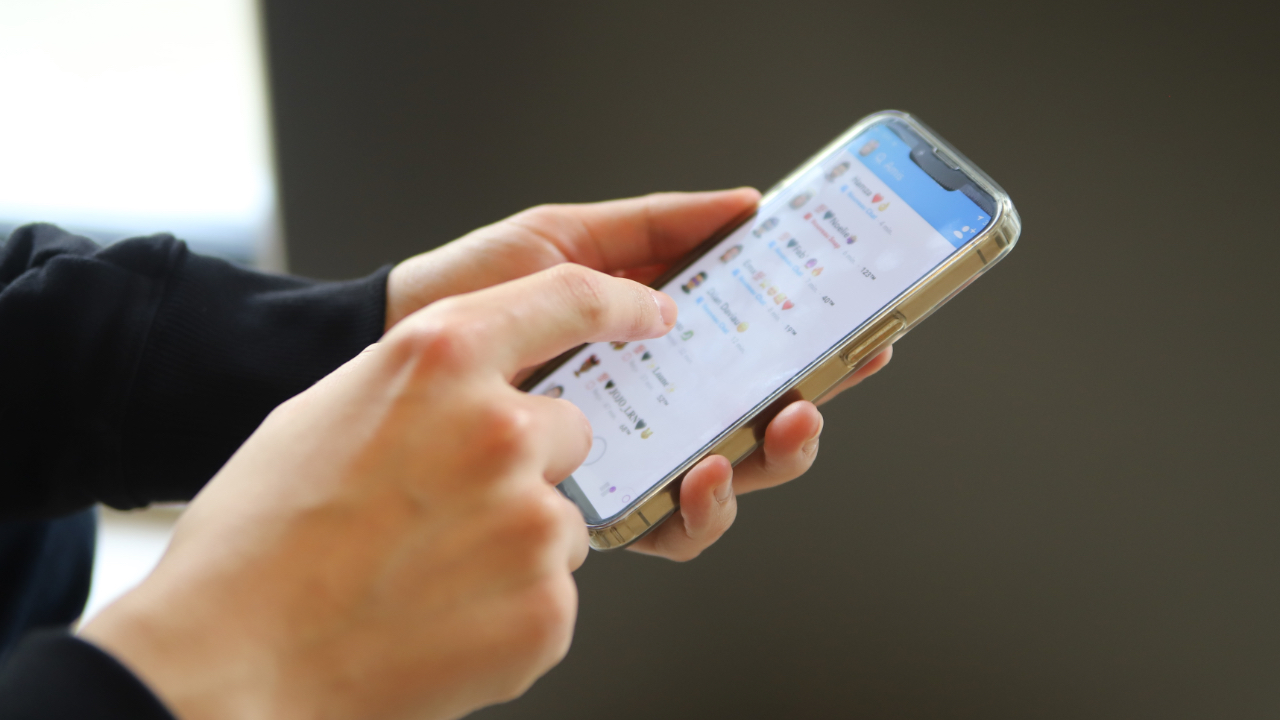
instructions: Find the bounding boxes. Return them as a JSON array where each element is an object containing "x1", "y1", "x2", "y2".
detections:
[
  {"x1": 802, "y1": 436, "x2": 820, "y2": 456},
  {"x1": 714, "y1": 475, "x2": 734, "y2": 503},
  {"x1": 652, "y1": 290, "x2": 678, "y2": 327},
  {"x1": 802, "y1": 419, "x2": 823, "y2": 456}
]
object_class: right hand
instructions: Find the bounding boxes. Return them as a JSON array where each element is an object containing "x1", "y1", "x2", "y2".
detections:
[{"x1": 80, "y1": 264, "x2": 678, "y2": 720}]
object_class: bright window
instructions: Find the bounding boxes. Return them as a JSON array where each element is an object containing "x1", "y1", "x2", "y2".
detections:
[{"x1": 0, "y1": 0, "x2": 277, "y2": 265}]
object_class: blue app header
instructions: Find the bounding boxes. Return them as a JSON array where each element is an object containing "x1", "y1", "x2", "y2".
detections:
[{"x1": 846, "y1": 123, "x2": 990, "y2": 248}]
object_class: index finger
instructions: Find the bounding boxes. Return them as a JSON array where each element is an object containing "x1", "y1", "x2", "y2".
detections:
[{"x1": 428, "y1": 263, "x2": 677, "y2": 379}]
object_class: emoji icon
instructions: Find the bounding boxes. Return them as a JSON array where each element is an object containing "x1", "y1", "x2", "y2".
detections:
[
  {"x1": 641, "y1": 428, "x2": 654, "y2": 439},
  {"x1": 596, "y1": 372, "x2": 609, "y2": 382},
  {"x1": 859, "y1": 139, "x2": 879, "y2": 156},
  {"x1": 610, "y1": 341, "x2": 628, "y2": 350},
  {"x1": 737, "y1": 322, "x2": 750, "y2": 332},
  {"x1": 635, "y1": 420, "x2": 646, "y2": 430},
  {"x1": 681, "y1": 271, "x2": 707, "y2": 294},
  {"x1": 804, "y1": 213, "x2": 812, "y2": 220},
  {"x1": 782, "y1": 300, "x2": 795, "y2": 310},
  {"x1": 872, "y1": 193, "x2": 883, "y2": 204},
  {"x1": 681, "y1": 330, "x2": 694, "y2": 340},
  {"x1": 773, "y1": 293, "x2": 787, "y2": 305},
  {"x1": 573, "y1": 355, "x2": 600, "y2": 377},
  {"x1": 846, "y1": 235, "x2": 857, "y2": 245},
  {"x1": 812, "y1": 267, "x2": 823, "y2": 277},
  {"x1": 719, "y1": 245, "x2": 742, "y2": 263},
  {"x1": 789, "y1": 191, "x2": 812, "y2": 210},
  {"x1": 767, "y1": 286, "x2": 777, "y2": 296},
  {"x1": 751, "y1": 217, "x2": 778, "y2": 237},
  {"x1": 805, "y1": 258, "x2": 817, "y2": 268},
  {"x1": 825, "y1": 162, "x2": 849, "y2": 181},
  {"x1": 878, "y1": 202, "x2": 890, "y2": 212},
  {"x1": 824, "y1": 210, "x2": 834, "y2": 220},
  {"x1": 541, "y1": 385, "x2": 564, "y2": 398},
  {"x1": 605, "y1": 380, "x2": 615, "y2": 389},
  {"x1": 787, "y1": 238, "x2": 799, "y2": 248},
  {"x1": 641, "y1": 352, "x2": 651, "y2": 361}
]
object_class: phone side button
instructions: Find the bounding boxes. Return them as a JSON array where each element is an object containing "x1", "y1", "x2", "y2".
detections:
[{"x1": 839, "y1": 316, "x2": 904, "y2": 367}]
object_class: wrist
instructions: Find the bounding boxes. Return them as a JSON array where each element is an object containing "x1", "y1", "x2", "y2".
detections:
[{"x1": 79, "y1": 582, "x2": 278, "y2": 720}]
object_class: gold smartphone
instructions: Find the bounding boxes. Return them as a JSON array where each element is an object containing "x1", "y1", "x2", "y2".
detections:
[{"x1": 522, "y1": 111, "x2": 1021, "y2": 550}]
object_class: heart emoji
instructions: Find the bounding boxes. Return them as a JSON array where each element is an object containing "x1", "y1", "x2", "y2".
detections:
[
  {"x1": 782, "y1": 300, "x2": 795, "y2": 310},
  {"x1": 872, "y1": 193, "x2": 883, "y2": 203}
]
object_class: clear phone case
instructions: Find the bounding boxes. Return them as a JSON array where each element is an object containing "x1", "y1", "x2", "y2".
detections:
[{"x1": 524, "y1": 111, "x2": 1021, "y2": 550}]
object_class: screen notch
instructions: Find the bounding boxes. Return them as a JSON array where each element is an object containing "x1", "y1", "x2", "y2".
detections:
[{"x1": 887, "y1": 120, "x2": 996, "y2": 217}]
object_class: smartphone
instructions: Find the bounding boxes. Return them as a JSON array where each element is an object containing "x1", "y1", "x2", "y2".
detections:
[{"x1": 522, "y1": 110, "x2": 1021, "y2": 550}]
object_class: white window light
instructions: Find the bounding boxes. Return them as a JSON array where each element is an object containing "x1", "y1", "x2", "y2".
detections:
[{"x1": 0, "y1": 0, "x2": 282, "y2": 268}]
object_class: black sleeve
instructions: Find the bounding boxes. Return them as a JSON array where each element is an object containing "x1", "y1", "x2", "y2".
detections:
[
  {"x1": 0, "y1": 631, "x2": 175, "y2": 720},
  {"x1": 0, "y1": 224, "x2": 391, "y2": 519}
]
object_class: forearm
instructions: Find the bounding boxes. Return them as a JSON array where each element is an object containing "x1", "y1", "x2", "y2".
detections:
[{"x1": 0, "y1": 224, "x2": 389, "y2": 518}]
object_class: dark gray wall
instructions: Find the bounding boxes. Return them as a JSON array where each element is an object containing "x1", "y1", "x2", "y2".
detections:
[{"x1": 263, "y1": 2, "x2": 1279, "y2": 717}]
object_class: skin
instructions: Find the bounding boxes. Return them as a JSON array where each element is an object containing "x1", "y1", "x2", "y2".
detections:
[
  {"x1": 83, "y1": 266, "x2": 680, "y2": 720},
  {"x1": 80, "y1": 190, "x2": 892, "y2": 719},
  {"x1": 385, "y1": 189, "x2": 892, "y2": 560}
]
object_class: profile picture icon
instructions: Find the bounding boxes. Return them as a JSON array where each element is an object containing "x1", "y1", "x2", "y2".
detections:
[
  {"x1": 573, "y1": 354, "x2": 600, "y2": 377},
  {"x1": 751, "y1": 217, "x2": 779, "y2": 237},
  {"x1": 859, "y1": 139, "x2": 879, "y2": 156},
  {"x1": 789, "y1": 191, "x2": 813, "y2": 210},
  {"x1": 719, "y1": 245, "x2": 742, "y2": 263},
  {"x1": 825, "y1": 161, "x2": 850, "y2": 181},
  {"x1": 681, "y1": 271, "x2": 707, "y2": 294},
  {"x1": 541, "y1": 384, "x2": 564, "y2": 399}
]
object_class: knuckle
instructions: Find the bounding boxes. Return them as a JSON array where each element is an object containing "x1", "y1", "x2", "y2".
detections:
[
  {"x1": 494, "y1": 577, "x2": 577, "y2": 703},
  {"x1": 516, "y1": 203, "x2": 561, "y2": 227},
  {"x1": 550, "y1": 264, "x2": 608, "y2": 327},
  {"x1": 389, "y1": 308, "x2": 478, "y2": 373},
  {"x1": 476, "y1": 401, "x2": 536, "y2": 461},
  {"x1": 519, "y1": 576, "x2": 578, "y2": 658},
  {"x1": 511, "y1": 489, "x2": 572, "y2": 547}
]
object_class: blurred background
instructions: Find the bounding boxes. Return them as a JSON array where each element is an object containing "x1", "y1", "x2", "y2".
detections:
[
  {"x1": 5, "y1": 0, "x2": 1277, "y2": 717},
  {"x1": 0, "y1": 0, "x2": 279, "y2": 267}
]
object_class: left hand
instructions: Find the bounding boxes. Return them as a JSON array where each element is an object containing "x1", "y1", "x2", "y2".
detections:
[{"x1": 385, "y1": 190, "x2": 894, "y2": 561}]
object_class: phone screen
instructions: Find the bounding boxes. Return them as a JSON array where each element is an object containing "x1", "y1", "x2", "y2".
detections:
[{"x1": 529, "y1": 119, "x2": 995, "y2": 524}]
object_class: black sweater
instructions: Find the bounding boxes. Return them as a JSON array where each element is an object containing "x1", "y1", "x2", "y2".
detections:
[{"x1": 0, "y1": 224, "x2": 390, "y2": 718}]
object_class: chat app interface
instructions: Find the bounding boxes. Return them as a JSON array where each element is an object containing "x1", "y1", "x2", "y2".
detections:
[{"x1": 530, "y1": 122, "x2": 992, "y2": 521}]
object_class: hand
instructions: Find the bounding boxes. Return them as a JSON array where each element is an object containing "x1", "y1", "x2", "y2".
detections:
[
  {"x1": 80, "y1": 266, "x2": 678, "y2": 720},
  {"x1": 385, "y1": 191, "x2": 893, "y2": 561}
]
